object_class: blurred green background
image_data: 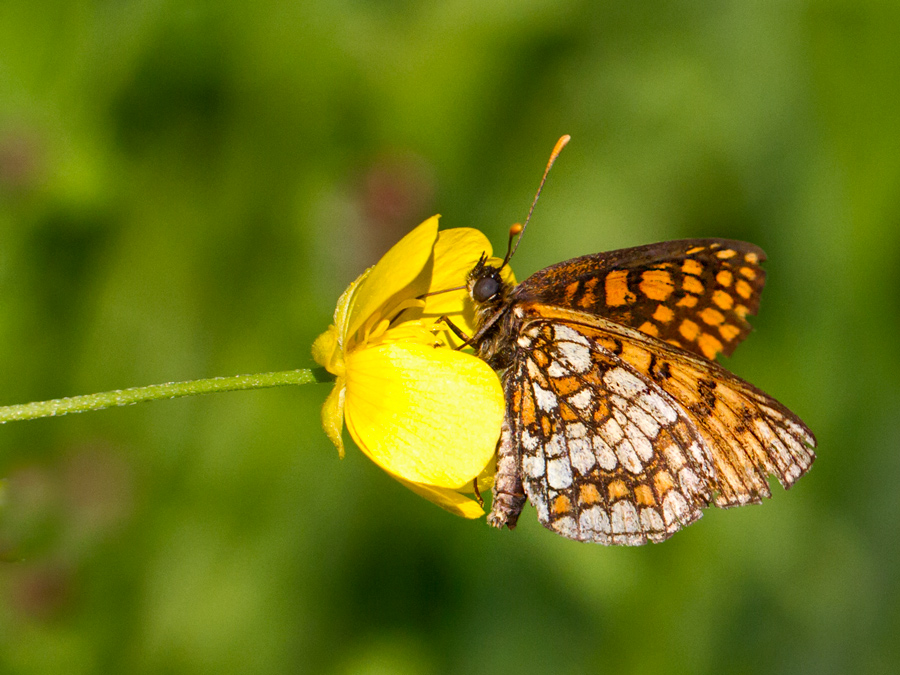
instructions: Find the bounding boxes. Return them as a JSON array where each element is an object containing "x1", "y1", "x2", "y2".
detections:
[{"x1": 1, "y1": 1, "x2": 898, "y2": 673}]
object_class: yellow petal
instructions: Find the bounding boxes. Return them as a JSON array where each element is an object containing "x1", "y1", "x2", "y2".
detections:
[
  {"x1": 429, "y1": 252, "x2": 516, "y2": 348},
  {"x1": 396, "y1": 228, "x2": 516, "y2": 346},
  {"x1": 365, "y1": 319, "x2": 435, "y2": 347},
  {"x1": 424, "y1": 227, "x2": 496, "y2": 316},
  {"x1": 320, "y1": 380, "x2": 347, "y2": 457},
  {"x1": 474, "y1": 453, "x2": 497, "y2": 492},
  {"x1": 430, "y1": 228, "x2": 516, "y2": 303},
  {"x1": 344, "y1": 216, "x2": 440, "y2": 345},
  {"x1": 343, "y1": 340, "x2": 503, "y2": 489},
  {"x1": 394, "y1": 476, "x2": 486, "y2": 519}
]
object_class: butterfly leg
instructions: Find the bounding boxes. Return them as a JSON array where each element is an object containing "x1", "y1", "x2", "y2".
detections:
[
  {"x1": 436, "y1": 315, "x2": 471, "y2": 345},
  {"x1": 472, "y1": 478, "x2": 485, "y2": 507},
  {"x1": 487, "y1": 417, "x2": 526, "y2": 530}
]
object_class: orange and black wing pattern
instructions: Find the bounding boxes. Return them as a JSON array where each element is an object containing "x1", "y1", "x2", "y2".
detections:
[
  {"x1": 497, "y1": 304, "x2": 815, "y2": 544},
  {"x1": 512, "y1": 239, "x2": 766, "y2": 361}
]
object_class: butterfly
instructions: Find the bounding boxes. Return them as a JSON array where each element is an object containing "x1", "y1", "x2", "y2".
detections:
[{"x1": 460, "y1": 138, "x2": 816, "y2": 545}]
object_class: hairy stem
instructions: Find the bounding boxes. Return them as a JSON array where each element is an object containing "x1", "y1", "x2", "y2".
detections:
[{"x1": 0, "y1": 368, "x2": 333, "y2": 424}]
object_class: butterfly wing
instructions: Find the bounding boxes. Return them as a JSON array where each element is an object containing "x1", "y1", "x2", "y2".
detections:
[
  {"x1": 511, "y1": 239, "x2": 766, "y2": 361},
  {"x1": 494, "y1": 304, "x2": 815, "y2": 544},
  {"x1": 501, "y1": 318, "x2": 714, "y2": 544},
  {"x1": 572, "y1": 309, "x2": 818, "y2": 507}
]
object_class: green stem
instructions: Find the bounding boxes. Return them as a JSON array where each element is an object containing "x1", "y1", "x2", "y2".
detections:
[{"x1": 0, "y1": 368, "x2": 333, "y2": 424}]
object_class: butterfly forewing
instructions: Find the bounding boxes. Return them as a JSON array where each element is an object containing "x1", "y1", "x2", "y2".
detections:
[{"x1": 513, "y1": 239, "x2": 767, "y2": 361}]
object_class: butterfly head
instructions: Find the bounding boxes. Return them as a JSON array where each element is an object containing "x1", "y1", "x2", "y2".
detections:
[
  {"x1": 467, "y1": 253, "x2": 507, "y2": 305},
  {"x1": 465, "y1": 253, "x2": 515, "y2": 366}
]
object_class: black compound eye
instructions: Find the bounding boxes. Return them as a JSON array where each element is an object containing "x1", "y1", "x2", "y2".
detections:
[{"x1": 473, "y1": 276, "x2": 501, "y2": 303}]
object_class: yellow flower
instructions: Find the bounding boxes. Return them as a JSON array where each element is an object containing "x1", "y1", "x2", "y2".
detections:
[{"x1": 312, "y1": 216, "x2": 514, "y2": 518}]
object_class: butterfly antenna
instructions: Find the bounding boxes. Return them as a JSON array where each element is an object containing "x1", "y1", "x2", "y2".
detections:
[
  {"x1": 419, "y1": 285, "x2": 465, "y2": 298},
  {"x1": 501, "y1": 134, "x2": 570, "y2": 269}
]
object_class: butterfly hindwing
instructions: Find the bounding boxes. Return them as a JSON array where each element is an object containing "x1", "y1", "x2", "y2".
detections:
[
  {"x1": 501, "y1": 312, "x2": 716, "y2": 544},
  {"x1": 512, "y1": 239, "x2": 767, "y2": 361},
  {"x1": 492, "y1": 304, "x2": 815, "y2": 544},
  {"x1": 577, "y1": 312, "x2": 817, "y2": 507}
]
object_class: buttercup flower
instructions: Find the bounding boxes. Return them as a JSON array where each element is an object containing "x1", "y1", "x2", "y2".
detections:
[{"x1": 312, "y1": 216, "x2": 514, "y2": 518}]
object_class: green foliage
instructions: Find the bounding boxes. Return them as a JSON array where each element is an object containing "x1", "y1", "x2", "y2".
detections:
[{"x1": 2, "y1": 1, "x2": 899, "y2": 673}]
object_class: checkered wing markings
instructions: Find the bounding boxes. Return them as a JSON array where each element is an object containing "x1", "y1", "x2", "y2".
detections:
[
  {"x1": 517, "y1": 239, "x2": 767, "y2": 361},
  {"x1": 569, "y1": 314, "x2": 817, "y2": 509},
  {"x1": 642, "y1": 342, "x2": 816, "y2": 507},
  {"x1": 510, "y1": 321, "x2": 718, "y2": 545}
]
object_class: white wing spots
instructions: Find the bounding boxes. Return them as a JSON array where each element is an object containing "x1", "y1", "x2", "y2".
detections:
[
  {"x1": 640, "y1": 507, "x2": 665, "y2": 533},
  {"x1": 611, "y1": 500, "x2": 640, "y2": 534},
  {"x1": 610, "y1": 394, "x2": 629, "y2": 413},
  {"x1": 569, "y1": 437, "x2": 596, "y2": 475},
  {"x1": 593, "y1": 436, "x2": 618, "y2": 470},
  {"x1": 602, "y1": 417, "x2": 625, "y2": 445},
  {"x1": 785, "y1": 418, "x2": 815, "y2": 446},
  {"x1": 687, "y1": 441, "x2": 713, "y2": 475},
  {"x1": 773, "y1": 425, "x2": 811, "y2": 484},
  {"x1": 556, "y1": 340, "x2": 592, "y2": 373},
  {"x1": 568, "y1": 388, "x2": 593, "y2": 410},
  {"x1": 545, "y1": 433, "x2": 566, "y2": 458},
  {"x1": 759, "y1": 404, "x2": 784, "y2": 421},
  {"x1": 531, "y1": 492, "x2": 549, "y2": 522},
  {"x1": 547, "y1": 457, "x2": 574, "y2": 489},
  {"x1": 775, "y1": 425, "x2": 800, "y2": 452},
  {"x1": 547, "y1": 361, "x2": 568, "y2": 378},
  {"x1": 629, "y1": 405, "x2": 661, "y2": 439},
  {"x1": 552, "y1": 516, "x2": 579, "y2": 539},
  {"x1": 636, "y1": 391, "x2": 678, "y2": 424},
  {"x1": 625, "y1": 422, "x2": 654, "y2": 462},
  {"x1": 662, "y1": 442, "x2": 687, "y2": 471},
  {"x1": 603, "y1": 367, "x2": 647, "y2": 399},
  {"x1": 615, "y1": 439, "x2": 643, "y2": 474},
  {"x1": 754, "y1": 418, "x2": 790, "y2": 465},
  {"x1": 568, "y1": 422, "x2": 587, "y2": 438},
  {"x1": 522, "y1": 429, "x2": 540, "y2": 451},
  {"x1": 678, "y1": 468, "x2": 703, "y2": 495},
  {"x1": 517, "y1": 334, "x2": 534, "y2": 348},
  {"x1": 533, "y1": 382, "x2": 557, "y2": 412},
  {"x1": 522, "y1": 454, "x2": 545, "y2": 479},
  {"x1": 662, "y1": 491, "x2": 691, "y2": 526},
  {"x1": 554, "y1": 324, "x2": 590, "y2": 346},
  {"x1": 579, "y1": 507, "x2": 611, "y2": 536}
]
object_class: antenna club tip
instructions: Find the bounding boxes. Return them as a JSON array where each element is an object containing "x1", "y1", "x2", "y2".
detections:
[
  {"x1": 554, "y1": 134, "x2": 571, "y2": 153},
  {"x1": 509, "y1": 223, "x2": 523, "y2": 236},
  {"x1": 548, "y1": 135, "x2": 571, "y2": 164}
]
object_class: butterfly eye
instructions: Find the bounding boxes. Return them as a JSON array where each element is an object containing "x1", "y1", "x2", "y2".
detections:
[{"x1": 473, "y1": 276, "x2": 501, "y2": 303}]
